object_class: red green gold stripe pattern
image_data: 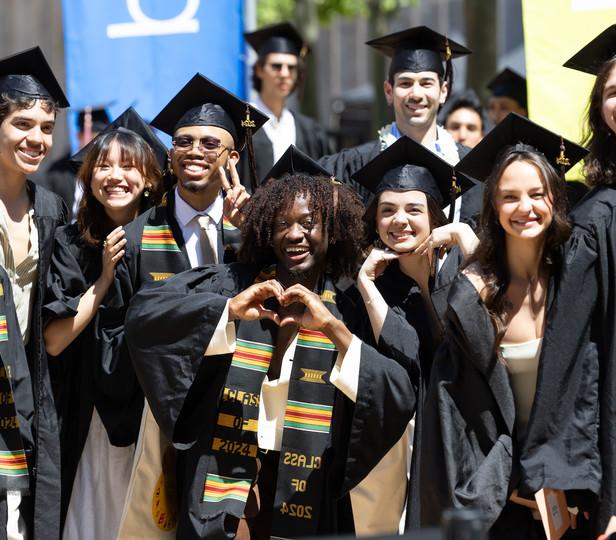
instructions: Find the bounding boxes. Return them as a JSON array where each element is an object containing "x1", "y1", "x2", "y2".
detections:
[
  {"x1": 202, "y1": 473, "x2": 250, "y2": 503},
  {"x1": 231, "y1": 339, "x2": 273, "y2": 373},
  {"x1": 284, "y1": 400, "x2": 333, "y2": 433},
  {"x1": 222, "y1": 217, "x2": 237, "y2": 231},
  {"x1": 296, "y1": 329, "x2": 336, "y2": 351},
  {"x1": 141, "y1": 225, "x2": 181, "y2": 252},
  {"x1": 0, "y1": 316, "x2": 7, "y2": 342},
  {"x1": 0, "y1": 450, "x2": 27, "y2": 477}
]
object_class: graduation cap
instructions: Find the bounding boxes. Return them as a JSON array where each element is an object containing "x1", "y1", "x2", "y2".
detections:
[
  {"x1": 245, "y1": 22, "x2": 307, "y2": 58},
  {"x1": 487, "y1": 68, "x2": 527, "y2": 109},
  {"x1": 456, "y1": 112, "x2": 587, "y2": 182},
  {"x1": 75, "y1": 104, "x2": 112, "y2": 133},
  {"x1": 366, "y1": 26, "x2": 471, "y2": 80},
  {"x1": 352, "y1": 136, "x2": 475, "y2": 219},
  {"x1": 151, "y1": 73, "x2": 268, "y2": 191},
  {"x1": 71, "y1": 106, "x2": 168, "y2": 170},
  {"x1": 262, "y1": 145, "x2": 332, "y2": 184},
  {"x1": 0, "y1": 46, "x2": 69, "y2": 108},
  {"x1": 563, "y1": 24, "x2": 616, "y2": 75}
]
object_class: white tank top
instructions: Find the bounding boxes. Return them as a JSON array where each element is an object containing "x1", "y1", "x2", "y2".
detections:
[{"x1": 500, "y1": 337, "x2": 543, "y2": 428}]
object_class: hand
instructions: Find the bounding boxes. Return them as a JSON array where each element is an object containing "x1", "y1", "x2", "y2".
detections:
[
  {"x1": 415, "y1": 223, "x2": 478, "y2": 259},
  {"x1": 221, "y1": 160, "x2": 250, "y2": 227},
  {"x1": 358, "y1": 246, "x2": 406, "y2": 284},
  {"x1": 278, "y1": 284, "x2": 336, "y2": 331},
  {"x1": 228, "y1": 279, "x2": 284, "y2": 324},
  {"x1": 100, "y1": 226, "x2": 126, "y2": 285}
]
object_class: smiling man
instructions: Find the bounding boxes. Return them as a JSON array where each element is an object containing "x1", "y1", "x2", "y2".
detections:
[
  {"x1": 319, "y1": 27, "x2": 471, "y2": 201},
  {"x1": 96, "y1": 74, "x2": 267, "y2": 537},
  {"x1": 0, "y1": 46, "x2": 70, "y2": 539},
  {"x1": 123, "y1": 160, "x2": 402, "y2": 539}
]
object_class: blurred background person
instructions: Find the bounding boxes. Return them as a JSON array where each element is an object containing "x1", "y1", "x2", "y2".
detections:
[
  {"x1": 486, "y1": 67, "x2": 528, "y2": 125},
  {"x1": 440, "y1": 89, "x2": 485, "y2": 148},
  {"x1": 242, "y1": 22, "x2": 331, "y2": 188}
]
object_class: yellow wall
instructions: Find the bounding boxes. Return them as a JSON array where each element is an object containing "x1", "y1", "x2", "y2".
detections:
[{"x1": 522, "y1": 0, "x2": 616, "y2": 178}]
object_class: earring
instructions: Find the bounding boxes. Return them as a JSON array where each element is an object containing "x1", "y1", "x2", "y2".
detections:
[{"x1": 144, "y1": 186, "x2": 151, "y2": 198}]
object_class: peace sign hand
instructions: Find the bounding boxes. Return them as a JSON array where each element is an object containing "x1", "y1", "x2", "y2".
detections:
[{"x1": 221, "y1": 160, "x2": 250, "y2": 227}]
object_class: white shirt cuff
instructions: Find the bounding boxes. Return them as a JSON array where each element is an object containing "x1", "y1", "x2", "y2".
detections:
[
  {"x1": 204, "y1": 300, "x2": 236, "y2": 356},
  {"x1": 329, "y1": 335, "x2": 362, "y2": 402}
]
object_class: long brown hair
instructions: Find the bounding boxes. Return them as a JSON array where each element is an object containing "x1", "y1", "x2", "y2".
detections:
[
  {"x1": 77, "y1": 130, "x2": 162, "y2": 247},
  {"x1": 464, "y1": 145, "x2": 571, "y2": 347},
  {"x1": 362, "y1": 190, "x2": 448, "y2": 249},
  {"x1": 582, "y1": 57, "x2": 616, "y2": 186}
]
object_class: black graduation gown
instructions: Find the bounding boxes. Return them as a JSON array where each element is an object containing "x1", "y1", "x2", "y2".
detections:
[
  {"x1": 42, "y1": 223, "x2": 103, "y2": 525},
  {"x1": 240, "y1": 110, "x2": 331, "y2": 191},
  {"x1": 0, "y1": 268, "x2": 36, "y2": 540},
  {"x1": 34, "y1": 154, "x2": 78, "y2": 221},
  {"x1": 123, "y1": 263, "x2": 399, "y2": 539},
  {"x1": 420, "y1": 270, "x2": 597, "y2": 539},
  {"x1": 519, "y1": 186, "x2": 615, "y2": 533},
  {"x1": 341, "y1": 254, "x2": 472, "y2": 530},
  {"x1": 21, "y1": 182, "x2": 67, "y2": 539},
  {"x1": 96, "y1": 191, "x2": 241, "y2": 447}
]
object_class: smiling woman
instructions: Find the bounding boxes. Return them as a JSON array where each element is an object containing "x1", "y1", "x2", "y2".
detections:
[{"x1": 42, "y1": 109, "x2": 165, "y2": 540}]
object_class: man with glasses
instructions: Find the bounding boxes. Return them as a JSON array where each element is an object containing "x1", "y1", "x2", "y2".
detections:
[
  {"x1": 95, "y1": 74, "x2": 267, "y2": 538},
  {"x1": 241, "y1": 22, "x2": 331, "y2": 188}
]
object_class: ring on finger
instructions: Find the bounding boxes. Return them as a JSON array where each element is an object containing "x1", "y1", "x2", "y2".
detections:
[{"x1": 103, "y1": 240, "x2": 108, "y2": 248}]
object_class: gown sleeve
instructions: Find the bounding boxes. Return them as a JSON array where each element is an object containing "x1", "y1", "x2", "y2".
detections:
[
  {"x1": 43, "y1": 225, "x2": 89, "y2": 320},
  {"x1": 125, "y1": 264, "x2": 250, "y2": 449}
]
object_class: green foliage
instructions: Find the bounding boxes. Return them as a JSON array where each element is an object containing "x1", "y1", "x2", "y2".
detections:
[{"x1": 257, "y1": 0, "x2": 418, "y2": 27}]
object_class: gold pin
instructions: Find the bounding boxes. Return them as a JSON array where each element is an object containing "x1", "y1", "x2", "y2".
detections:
[
  {"x1": 241, "y1": 105, "x2": 256, "y2": 129},
  {"x1": 556, "y1": 136, "x2": 570, "y2": 167}
]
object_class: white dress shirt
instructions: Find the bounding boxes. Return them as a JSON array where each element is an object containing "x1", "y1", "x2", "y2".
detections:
[
  {"x1": 253, "y1": 96, "x2": 296, "y2": 164},
  {"x1": 204, "y1": 301, "x2": 362, "y2": 451},
  {"x1": 173, "y1": 188, "x2": 224, "y2": 268}
]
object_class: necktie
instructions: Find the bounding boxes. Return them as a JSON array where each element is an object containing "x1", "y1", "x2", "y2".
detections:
[{"x1": 196, "y1": 215, "x2": 218, "y2": 264}]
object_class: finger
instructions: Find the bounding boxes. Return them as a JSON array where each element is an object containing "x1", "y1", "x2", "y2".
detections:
[
  {"x1": 111, "y1": 250, "x2": 125, "y2": 263},
  {"x1": 279, "y1": 314, "x2": 301, "y2": 327},
  {"x1": 281, "y1": 288, "x2": 311, "y2": 307},
  {"x1": 106, "y1": 227, "x2": 125, "y2": 242},
  {"x1": 257, "y1": 280, "x2": 285, "y2": 301},
  {"x1": 219, "y1": 166, "x2": 232, "y2": 192},
  {"x1": 233, "y1": 190, "x2": 250, "y2": 210},
  {"x1": 258, "y1": 307, "x2": 280, "y2": 326},
  {"x1": 228, "y1": 159, "x2": 241, "y2": 188},
  {"x1": 108, "y1": 238, "x2": 127, "y2": 255}
]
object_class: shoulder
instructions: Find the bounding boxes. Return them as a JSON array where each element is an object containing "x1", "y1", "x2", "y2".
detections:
[
  {"x1": 54, "y1": 222, "x2": 81, "y2": 245},
  {"x1": 570, "y1": 185, "x2": 616, "y2": 229},
  {"x1": 461, "y1": 264, "x2": 488, "y2": 301},
  {"x1": 29, "y1": 181, "x2": 67, "y2": 220}
]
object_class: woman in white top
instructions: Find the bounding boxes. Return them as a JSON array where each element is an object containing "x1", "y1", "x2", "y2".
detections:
[{"x1": 421, "y1": 113, "x2": 593, "y2": 538}]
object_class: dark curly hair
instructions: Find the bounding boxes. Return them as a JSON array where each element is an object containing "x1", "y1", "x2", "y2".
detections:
[
  {"x1": 77, "y1": 129, "x2": 163, "y2": 248},
  {"x1": 464, "y1": 144, "x2": 571, "y2": 349},
  {"x1": 239, "y1": 173, "x2": 365, "y2": 279},
  {"x1": 0, "y1": 92, "x2": 58, "y2": 124},
  {"x1": 582, "y1": 57, "x2": 616, "y2": 187}
]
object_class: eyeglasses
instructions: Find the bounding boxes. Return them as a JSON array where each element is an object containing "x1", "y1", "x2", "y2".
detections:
[
  {"x1": 266, "y1": 62, "x2": 298, "y2": 73},
  {"x1": 172, "y1": 135, "x2": 232, "y2": 160}
]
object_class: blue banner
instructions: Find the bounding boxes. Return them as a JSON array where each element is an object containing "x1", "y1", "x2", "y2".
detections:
[{"x1": 62, "y1": 0, "x2": 245, "y2": 148}]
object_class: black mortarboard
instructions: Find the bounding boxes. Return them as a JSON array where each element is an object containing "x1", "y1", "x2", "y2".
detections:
[
  {"x1": 262, "y1": 145, "x2": 332, "y2": 184},
  {"x1": 76, "y1": 105, "x2": 112, "y2": 132},
  {"x1": 563, "y1": 24, "x2": 616, "y2": 75},
  {"x1": 151, "y1": 73, "x2": 267, "y2": 149},
  {"x1": 245, "y1": 22, "x2": 307, "y2": 58},
  {"x1": 456, "y1": 113, "x2": 587, "y2": 182},
  {"x1": 71, "y1": 106, "x2": 168, "y2": 170},
  {"x1": 352, "y1": 136, "x2": 475, "y2": 209},
  {"x1": 366, "y1": 26, "x2": 471, "y2": 79},
  {"x1": 487, "y1": 68, "x2": 527, "y2": 109},
  {"x1": 0, "y1": 46, "x2": 69, "y2": 107}
]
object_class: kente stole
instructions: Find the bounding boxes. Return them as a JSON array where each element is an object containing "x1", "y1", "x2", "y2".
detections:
[
  {"x1": 202, "y1": 267, "x2": 341, "y2": 538},
  {"x1": 0, "y1": 280, "x2": 30, "y2": 493}
]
